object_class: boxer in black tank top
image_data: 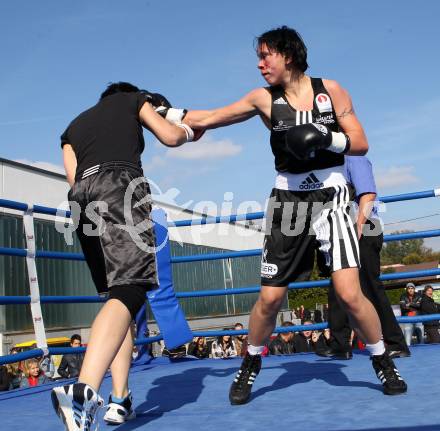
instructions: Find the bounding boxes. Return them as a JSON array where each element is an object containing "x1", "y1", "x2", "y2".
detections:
[{"x1": 184, "y1": 26, "x2": 407, "y2": 400}]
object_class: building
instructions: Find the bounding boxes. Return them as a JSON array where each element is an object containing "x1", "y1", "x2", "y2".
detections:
[{"x1": 0, "y1": 158, "x2": 275, "y2": 354}]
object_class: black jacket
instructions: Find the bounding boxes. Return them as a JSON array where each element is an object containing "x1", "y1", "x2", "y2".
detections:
[
  {"x1": 293, "y1": 334, "x2": 314, "y2": 353},
  {"x1": 57, "y1": 353, "x2": 84, "y2": 378},
  {"x1": 0, "y1": 366, "x2": 12, "y2": 391},
  {"x1": 187, "y1": 342, "x2": 210, "y2": 359},
  {"x1": 399, "y1": 293, "x2": 422, "y2": 316},
  {"x1": 269, "y1": 335, "x2": 295, "y2": 355},
  {"x1": 420, "y1": 294, "x2": 440, "y2": 327}
]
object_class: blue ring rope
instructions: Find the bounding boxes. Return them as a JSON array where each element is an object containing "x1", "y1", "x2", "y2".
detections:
[
  {"x1": 0, "y1": 188, "x2": 438, "y2": 228},
  {"x1": 1, "y1": 314, "x2": 439, "y2": 365},
  {"x1": 1, "y1": 229, "x2": 439, "y2": 263},
  {"x1": 0, "y1": 268, "x2": 438, "y2": 304}
]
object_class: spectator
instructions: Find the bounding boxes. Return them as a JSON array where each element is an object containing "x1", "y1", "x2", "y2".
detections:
[
  {"x1": 57, "y1": 334, "x2": 84, "y2": 379},
  {"x1": 291, "y1": 309, "x2": 298, "y2": 320},
  {"x1": 20, "y1": 358, "x2": 48, "y2": 388},
  {"x1": 187, "y1": 337, "x2": 210, "y2": 359},
  {"x1": 420, "y1": 285, "x2": 440, "y2": 344},
  {"x1": 0, "y1": 365, "x2": 12, "y2": 391},
  {"x1": 268, "y1": 322, "x2": 295, "y2": 355},
  {"x1": 311, "y1": 330, "x2": 330, "y2": 352},
  {"x1": 303, "y1": 308, "x2": 312, "y2": 321},
  {"x1": 400, "y1": 283, "x2": 424, "y2": 345},
  {"x1": 211, "y1": 334, "x2": 237, "y2": 359},
  {"x1": 299, "y1": 305, "x2": 305, "y2": 320},
  {"x1": 314, "y1": 309, "x2": 323, "y2": 324},
  {"x1": 293, "y1": 321, "x2": 315, "y2": 353},
  {"x1": 5, "y1": 348, "x2": 22, "y2": 390},
  {"x1": 322, "y1": 328, "x2": 331, "y2": 345},
  {"x1": 232, "y1": 323, "x2": 248, "y2": 357},
  {"x1": 323, "y1": 304, "x2": 329, "y2": 322},
  {"x1": 162, "y1": 345, "x2": 187, "y2": 359}
]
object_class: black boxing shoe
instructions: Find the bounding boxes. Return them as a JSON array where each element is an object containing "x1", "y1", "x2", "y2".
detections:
[
  {"x1": 371, "y1": 352, "x2": 408, "y2": 395},
  {"x1": 316, "y1": 347, "x2": 353, "y2": 360},
  {"x1": 229, "y1": 353, "x2": 262, "y2": 405}
]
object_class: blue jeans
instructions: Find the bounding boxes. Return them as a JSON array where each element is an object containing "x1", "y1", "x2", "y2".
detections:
[{"x1": 401, "y1": 322, "x2": 424, "y2": 346}]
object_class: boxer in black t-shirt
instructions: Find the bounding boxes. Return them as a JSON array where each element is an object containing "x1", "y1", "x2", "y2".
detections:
[{"x1": 52, "y1": 82, "x2": 199, "y2": 430}]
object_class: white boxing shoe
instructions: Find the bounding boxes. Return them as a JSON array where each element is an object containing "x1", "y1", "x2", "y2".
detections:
[
  {"x1": 51, "y1": 383, "x2": 104, "y2": 430},
  {"x1": 103, "y1": 391, "x2": 136, "y2": 425}
]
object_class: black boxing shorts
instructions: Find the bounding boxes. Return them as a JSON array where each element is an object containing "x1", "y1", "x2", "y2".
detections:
[
  {"x1": 68, "y1": 161, "x2": 158, "y2": 295},
  {"x1": 261, "y1": 184, "x2": 360, "y2": 286}
]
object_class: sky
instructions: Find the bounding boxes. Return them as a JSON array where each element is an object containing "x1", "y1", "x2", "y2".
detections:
[{"x1": 1, "y1": 0, "x2": 440, "y2": 249}]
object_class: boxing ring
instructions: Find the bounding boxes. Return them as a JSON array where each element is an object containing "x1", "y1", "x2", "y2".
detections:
[{"x1": 1, "y1": 188, "x2": 440, "y2": 430}]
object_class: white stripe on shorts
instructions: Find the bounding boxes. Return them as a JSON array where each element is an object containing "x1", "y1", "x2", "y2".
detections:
[{"x1": 312, "y1": 185, "x2": 360, "y2": 272}]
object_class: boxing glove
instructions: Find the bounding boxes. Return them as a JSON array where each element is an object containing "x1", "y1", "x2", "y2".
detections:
[
  {"x1": 140, "y1": 91, "x2": 187, "y2": 123},
  {"x1": 285, "y1": 123, "x2": 350, "y2": 160}
]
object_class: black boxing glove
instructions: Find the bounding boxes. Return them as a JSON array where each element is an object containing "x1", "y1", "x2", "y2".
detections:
[
  {"x1": 285, "y1": 123, "x2": 351, "y2": 160},
  {"x1": 140, "y1": 90, "x2": 169, "y2": 108},
  {"x1": 140, "y1": 90, "x2": 187, "y2": 124}
]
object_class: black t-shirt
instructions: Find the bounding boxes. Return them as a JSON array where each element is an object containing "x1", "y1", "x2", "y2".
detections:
[{"x1": 60, "y1": 92, "x2": 150, "y2": 174}]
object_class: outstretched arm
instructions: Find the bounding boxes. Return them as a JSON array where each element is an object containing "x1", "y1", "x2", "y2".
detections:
[
  {"x1": 184, "y1": 88, "x2": 269, "y2": 130},
  {"x1": 139, "y1": 101, "x2": 191, "y2": 147}
]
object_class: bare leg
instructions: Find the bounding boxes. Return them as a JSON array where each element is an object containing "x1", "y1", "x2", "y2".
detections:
[
  {"x1": 332, "y1": 268, "x2": 382, "y2": 344},
  {"x1": 109, "y1": 323, "x2": 135, "y2": 399},
  {"x1": 248, "y1": 285, "x2": 287, "y2": 346},
  {"x1": 79, "y1": 299, "x2": 132, "y2": 391}
]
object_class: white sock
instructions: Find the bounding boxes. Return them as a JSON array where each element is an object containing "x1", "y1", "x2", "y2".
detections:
[
  {"x1": 366, "y1": 340, "x2": 386, "y2": 356},
  {"x1": 247, "y1": 344, "x2": 264, "y2": 356}
]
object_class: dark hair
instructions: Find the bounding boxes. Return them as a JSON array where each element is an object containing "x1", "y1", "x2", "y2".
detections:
[
  {"x1": 100, "y1": 82, "x2": 140, "y2": 100},
  {"x1": 218, "y1": 333, "x2": 234, "y2": 349},
  {"x1": 256, "y1": 26, "x2": 308, "y2": 72},
  {"x1": 71, "y1": 334, "x2": 82, "y2": 344},
  {"x1": 424, "y1": 285, "x2": 433, "y2": 293},
  {"x1": 281, "y1": 321, "x2": 293, "y2": 327}
]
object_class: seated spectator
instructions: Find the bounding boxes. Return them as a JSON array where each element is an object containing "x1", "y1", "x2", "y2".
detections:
[
  {"x1": 293, "y1": 321, "x2": 314, "y2": 353},
  {"x1": 400, "y1": 283, "x2": 424, "y2": 345},
  {"x1": 232, "y1": 323, "x2": 248, "y2": 357},
  {"x1": 20, "y1": 358, "x2": 48, "y2": 388},
  {"x1": 162, "y1": 344, "x2": 187, "y2": 359},
  {"x1": 5, "y1": 348, "x2": 22, "y2": 390},
  {"x1": 269, "y1": 322, "x2": 295, "y2": 355},
  {"x1": 57, "y1": 334, "x2": 84, "y2": 379},
  {"x1": 311, "y1": 330, "x2": 330, "y2": 352},
  {"x1": 211, "y1": 334, "x2": 237, "y2": 359},
  {"x1": 187, "y1": 337, "x2": 210, "y2": 359},
  {"x1": 0, "y1": 365, "x2": 12, "y2": 391},
  {"x1": 420, "y1": 285, "x2": 440, "y2": 344}
]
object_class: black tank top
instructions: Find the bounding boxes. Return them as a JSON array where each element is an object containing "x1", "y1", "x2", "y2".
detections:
[{"x1": 269, "y1": 77, "x2": 344, "y2": 174}]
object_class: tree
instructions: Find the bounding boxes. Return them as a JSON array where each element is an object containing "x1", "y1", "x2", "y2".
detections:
[
  {"x1": 288, "y1": 260, "x2": 328, "y2": 310},
  {"x1": 402, "y1": 253, "x2": 423, "y2": 265},
  {"x1": 381, "y1": 230, "x2": 432, "y2": 265}
]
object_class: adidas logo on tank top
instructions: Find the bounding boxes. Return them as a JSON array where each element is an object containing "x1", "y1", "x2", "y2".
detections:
[
  {"x1": 299, "y1": 173, "x2": 324, "y2": 190},
  {"x1": 273, "y1": 97, "x2": 288, "y2": 105}
]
